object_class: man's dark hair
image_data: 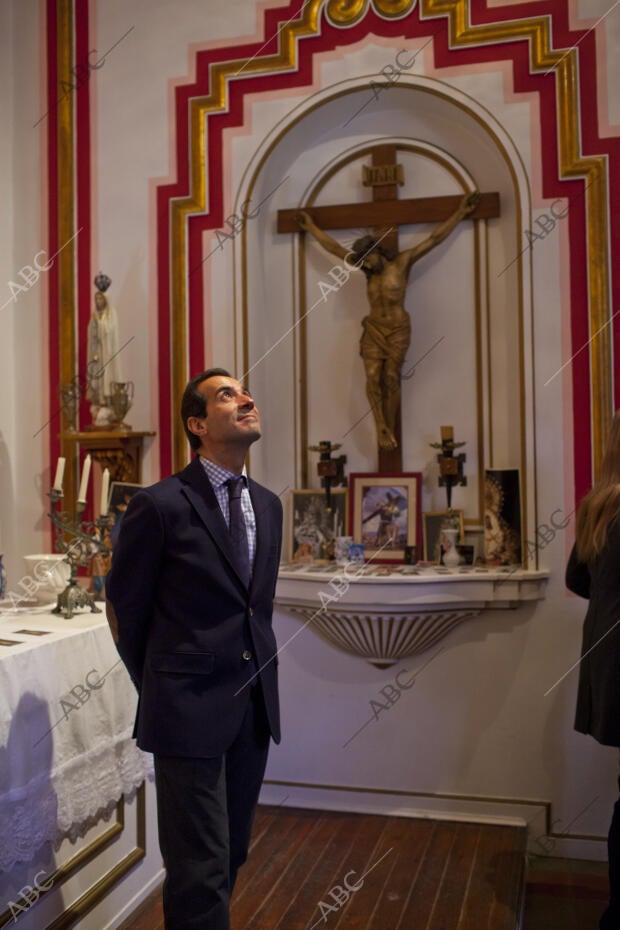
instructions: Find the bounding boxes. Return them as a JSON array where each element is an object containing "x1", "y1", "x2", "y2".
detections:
[
  {"x1": 181, "y1": 368, "x2": 231, "y2": 451},
  {"x1": 350, "y1": 235, "x2": 396, "y2": 278}
]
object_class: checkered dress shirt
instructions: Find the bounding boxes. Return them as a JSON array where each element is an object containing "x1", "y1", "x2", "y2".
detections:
[{"x1": 199, "y1": 456, "x2": 257, "y2": 571}]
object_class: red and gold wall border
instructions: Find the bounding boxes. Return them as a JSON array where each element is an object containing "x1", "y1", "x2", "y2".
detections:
[
  {"x1": 40, "y1": 2, "x2": 618, "y2": 509},
  {"x1": 45, "y1": 0, "x2": 93, "y2": 518},
  {"x1": 156, "y1": 0, "x2": 618, "y2": 509},
  {"x1": 420, "y1": 0, "x2": 614, "y2": 502},
  {"x1": 42, "y1": 0, "x2": 147, "y2": 916}
]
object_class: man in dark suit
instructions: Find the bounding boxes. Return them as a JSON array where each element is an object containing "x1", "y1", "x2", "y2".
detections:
[{"x1": 106, "y1": 368, "x2": 283, "y2": 930}]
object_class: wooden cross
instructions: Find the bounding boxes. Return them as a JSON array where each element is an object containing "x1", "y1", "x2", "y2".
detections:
[{"x1": 277, "y1": 144, "x2": 500, "y2": 473}]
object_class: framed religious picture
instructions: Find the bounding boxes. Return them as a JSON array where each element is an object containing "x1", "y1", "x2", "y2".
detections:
[
  {"x1": 290, "y1": 489, "x2": 348, "y2": 562},
  {"x1": 349, "y1": 473, "x2": 421, "y2": 564},
  {"x1": 484, "y1": 468, "x2": 522, "y2": 565},
  {"x1": 109, "y1": 482, "x2": 143, "y2": 519},
  {"x1": 108, "y1": 482, "x2": 144, "y2": 547},
  {"x1": 422, "y1": 509, "x2": 465, "y2": 564}
]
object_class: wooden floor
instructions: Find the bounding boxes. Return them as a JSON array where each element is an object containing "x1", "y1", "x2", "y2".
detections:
[
  {"x1": 523, "y1": 855, "x2": 609, "y2": 930},
  {"x1": 120, "y1": 804, "x2": 527, "y2": 929}
]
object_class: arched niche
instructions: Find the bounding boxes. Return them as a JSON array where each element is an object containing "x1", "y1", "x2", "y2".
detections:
[{"x1": 232, "y1": 76, "x2": 536, "y2": 563}]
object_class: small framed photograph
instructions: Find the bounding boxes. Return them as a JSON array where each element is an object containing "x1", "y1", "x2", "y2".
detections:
[
  {"x1": 349, "y1": 472, "x2": 421, "y2": 564},
  {"x1": 290, "y1": 489, "x2": 348, "y2": 562},
  {"x1": 108, "y1": 482, "x2": 144, "y2": 545},
  {"x1": 422, "y1": 510, "x2": 465, "y2": 563},
  {"x1": 109, "y1": 482, "x2": 143, "y2": 519}
]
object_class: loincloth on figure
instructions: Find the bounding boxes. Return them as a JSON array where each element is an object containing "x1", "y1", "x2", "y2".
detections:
[{"x1": 359, "y1": 314, "x2": 411, "y2": 365}]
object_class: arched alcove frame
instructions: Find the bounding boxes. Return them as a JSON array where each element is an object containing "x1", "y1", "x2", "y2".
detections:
[{"x1": 233, "y1": 74, "x2": 536, "y2": 563}]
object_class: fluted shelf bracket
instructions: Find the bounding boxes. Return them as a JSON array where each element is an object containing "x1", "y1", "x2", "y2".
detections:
[{"x1": 275, "y1": 566, "x2": 549, "y2": 667}]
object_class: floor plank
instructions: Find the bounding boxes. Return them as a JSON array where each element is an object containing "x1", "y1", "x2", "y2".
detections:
[{"x1": 118, "y1": 808, "x2": 614, "y2": 930}]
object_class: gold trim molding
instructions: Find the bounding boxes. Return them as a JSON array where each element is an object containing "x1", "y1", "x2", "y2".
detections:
[
  {"x1": 57, "y1": 0, "x2": 79, "y2": 511},
  {"x1": 325, "y1": 0, "x2": 416, "y2": 26},
  {"x1": 419, "y1": 0, "x2": 612, "y2": 474},
  {"x1": 169, "y1": 0, "x2": 612, "y2": 481},
  {"x1": 170, "y1": 0, "x2": 325, "y2": 469},
  {"x1": 0, "y1": 785, "x2": 146, "y2": 930}
]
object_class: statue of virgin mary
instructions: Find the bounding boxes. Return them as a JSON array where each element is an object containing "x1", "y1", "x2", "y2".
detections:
[{"x1": 86, "y1": 273, "x2": 122, "y2": 425}]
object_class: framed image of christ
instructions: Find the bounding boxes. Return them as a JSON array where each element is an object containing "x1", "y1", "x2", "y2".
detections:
[{"x1": 349, "y1": 472, "x2": 421, "y2": 563}]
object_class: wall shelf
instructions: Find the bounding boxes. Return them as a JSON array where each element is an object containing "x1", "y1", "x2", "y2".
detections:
[{"x1": 275, "y1": 566, "x2": 549, "y2": 668}]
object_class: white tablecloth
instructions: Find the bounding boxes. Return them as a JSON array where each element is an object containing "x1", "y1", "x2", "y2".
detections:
[{"x1": 0, "y1": 607, "x2": 152, "y2": 872}]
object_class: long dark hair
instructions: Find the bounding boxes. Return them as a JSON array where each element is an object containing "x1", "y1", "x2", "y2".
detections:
[{"x1": 575, "y1": 410, "x2": 620, "y2": 561}]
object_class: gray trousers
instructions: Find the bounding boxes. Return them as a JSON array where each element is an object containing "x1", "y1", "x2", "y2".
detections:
[{"x1": 154, "y1": 684, "x2": 271, "y2": 930}]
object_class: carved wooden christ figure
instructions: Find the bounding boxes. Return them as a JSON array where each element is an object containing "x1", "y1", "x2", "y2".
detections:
[{"x1": 296, "y1": 190, "x2": 479, "y2": 451}]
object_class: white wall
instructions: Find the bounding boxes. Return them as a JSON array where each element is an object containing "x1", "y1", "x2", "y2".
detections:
[
  {"x1": 0, "y1": 4, "x2": 16, "y2": 571},
  {"x1": 0, "y1": 0, "x2": 17, "y2": 580},
  {"x1": 0, "y1": 0, "x2": 54, "y2": 583},
  {"x1": 1, "y1": 1, "x2": 618, "y2": 926}
]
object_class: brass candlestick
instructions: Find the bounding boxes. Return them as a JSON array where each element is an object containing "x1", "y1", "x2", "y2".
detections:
[{"x1": 47, "y1": 490, "x2": 113, "y2": 619}]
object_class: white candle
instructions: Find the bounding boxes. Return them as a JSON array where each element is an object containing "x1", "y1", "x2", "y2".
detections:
[
  {"x1": 77, "y1": 454, "x2": 92, "y2": 504},
  {"x1": 52, "y1": 456, "x2": 66, "y2": 492},
  {"x1": 100, "y1": 468, "x2": 110, "y2": 516}
]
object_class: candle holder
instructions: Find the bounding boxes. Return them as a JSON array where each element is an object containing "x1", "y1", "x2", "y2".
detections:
[
  {"x1": 429, "y1": 426, "x2": 467, "y2": 509},
  {"x1": 47, "y1": 489, "x2": 113, "y2": 619},
  {"x1": 308, "y1": 439, "x2": 347, "y2": 515}
]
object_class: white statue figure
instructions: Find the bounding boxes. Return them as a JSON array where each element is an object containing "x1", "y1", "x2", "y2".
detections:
[{"x1": 86, "y1": 277, "x2": 122, "y2": 426}]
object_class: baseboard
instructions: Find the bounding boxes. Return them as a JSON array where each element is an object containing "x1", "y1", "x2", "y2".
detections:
[{"x1": 260, "y1": 780, "x2": 607, "y2": 861}]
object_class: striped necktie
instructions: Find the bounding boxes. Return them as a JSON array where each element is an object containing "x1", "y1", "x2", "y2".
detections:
[{"x1": 226, "y1": 476, "x2": 250, "y2": 586}]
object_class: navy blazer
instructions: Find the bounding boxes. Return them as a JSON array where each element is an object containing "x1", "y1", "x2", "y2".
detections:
[
  {"x1": 566, "y1": 516, "x2": 620, "y2": 747},
  {"x1": 106, "y1": 456, "x2": 283, "y2": 757}
]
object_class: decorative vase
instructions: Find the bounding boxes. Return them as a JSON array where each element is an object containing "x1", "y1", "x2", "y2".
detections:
[
  {"x1": 109, "y1": 381, "x2": 134, "y2": 427},
  {"x1": 441, "y1": 527, "x2": 461, "y2": 569},
  {"x1": 0, "y1": 554, "x2": 6, "y2": 600}
]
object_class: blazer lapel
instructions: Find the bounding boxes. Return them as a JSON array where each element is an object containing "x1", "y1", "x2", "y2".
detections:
[
  {"x1": 180, "y1": 457, "x2": 248, "y2": 589},
  {"x1": 248, "y1": 479, "x2": 272, "y2": 593}
]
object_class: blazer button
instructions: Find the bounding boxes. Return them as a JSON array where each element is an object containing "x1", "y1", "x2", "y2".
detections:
[{"x1": 242, "y1": 650, "x2": 252, "y2": 661}]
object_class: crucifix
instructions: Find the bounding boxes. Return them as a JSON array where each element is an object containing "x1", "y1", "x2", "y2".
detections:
[{"x1": 277, "y1": 144, "x2": 500, "y2": 472}]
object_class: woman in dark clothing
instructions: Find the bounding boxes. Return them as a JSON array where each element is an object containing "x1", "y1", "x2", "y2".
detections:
[{"x1": 566, "y1": 410, "x2": 620, "y2": 930}]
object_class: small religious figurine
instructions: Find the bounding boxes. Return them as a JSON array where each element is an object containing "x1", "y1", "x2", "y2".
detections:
[
  {"x1": 484, "y1": 473, "x2": 521, "y2": 565},
  {"x1": 308, "y1": 439, "x2": 347, "y2": 514},
  {"x1": 429, "y1": 425, "x2": 467, "y2": 509},
  {"x1": 296, "y1": 190, "x2": 480, "y2": 451},
  {"x1": 86, "y1": 273, "x2": 122, "y2": 427},
  {"x1": 90, "y1": 524, "x2": 113, "y2": 600}
]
